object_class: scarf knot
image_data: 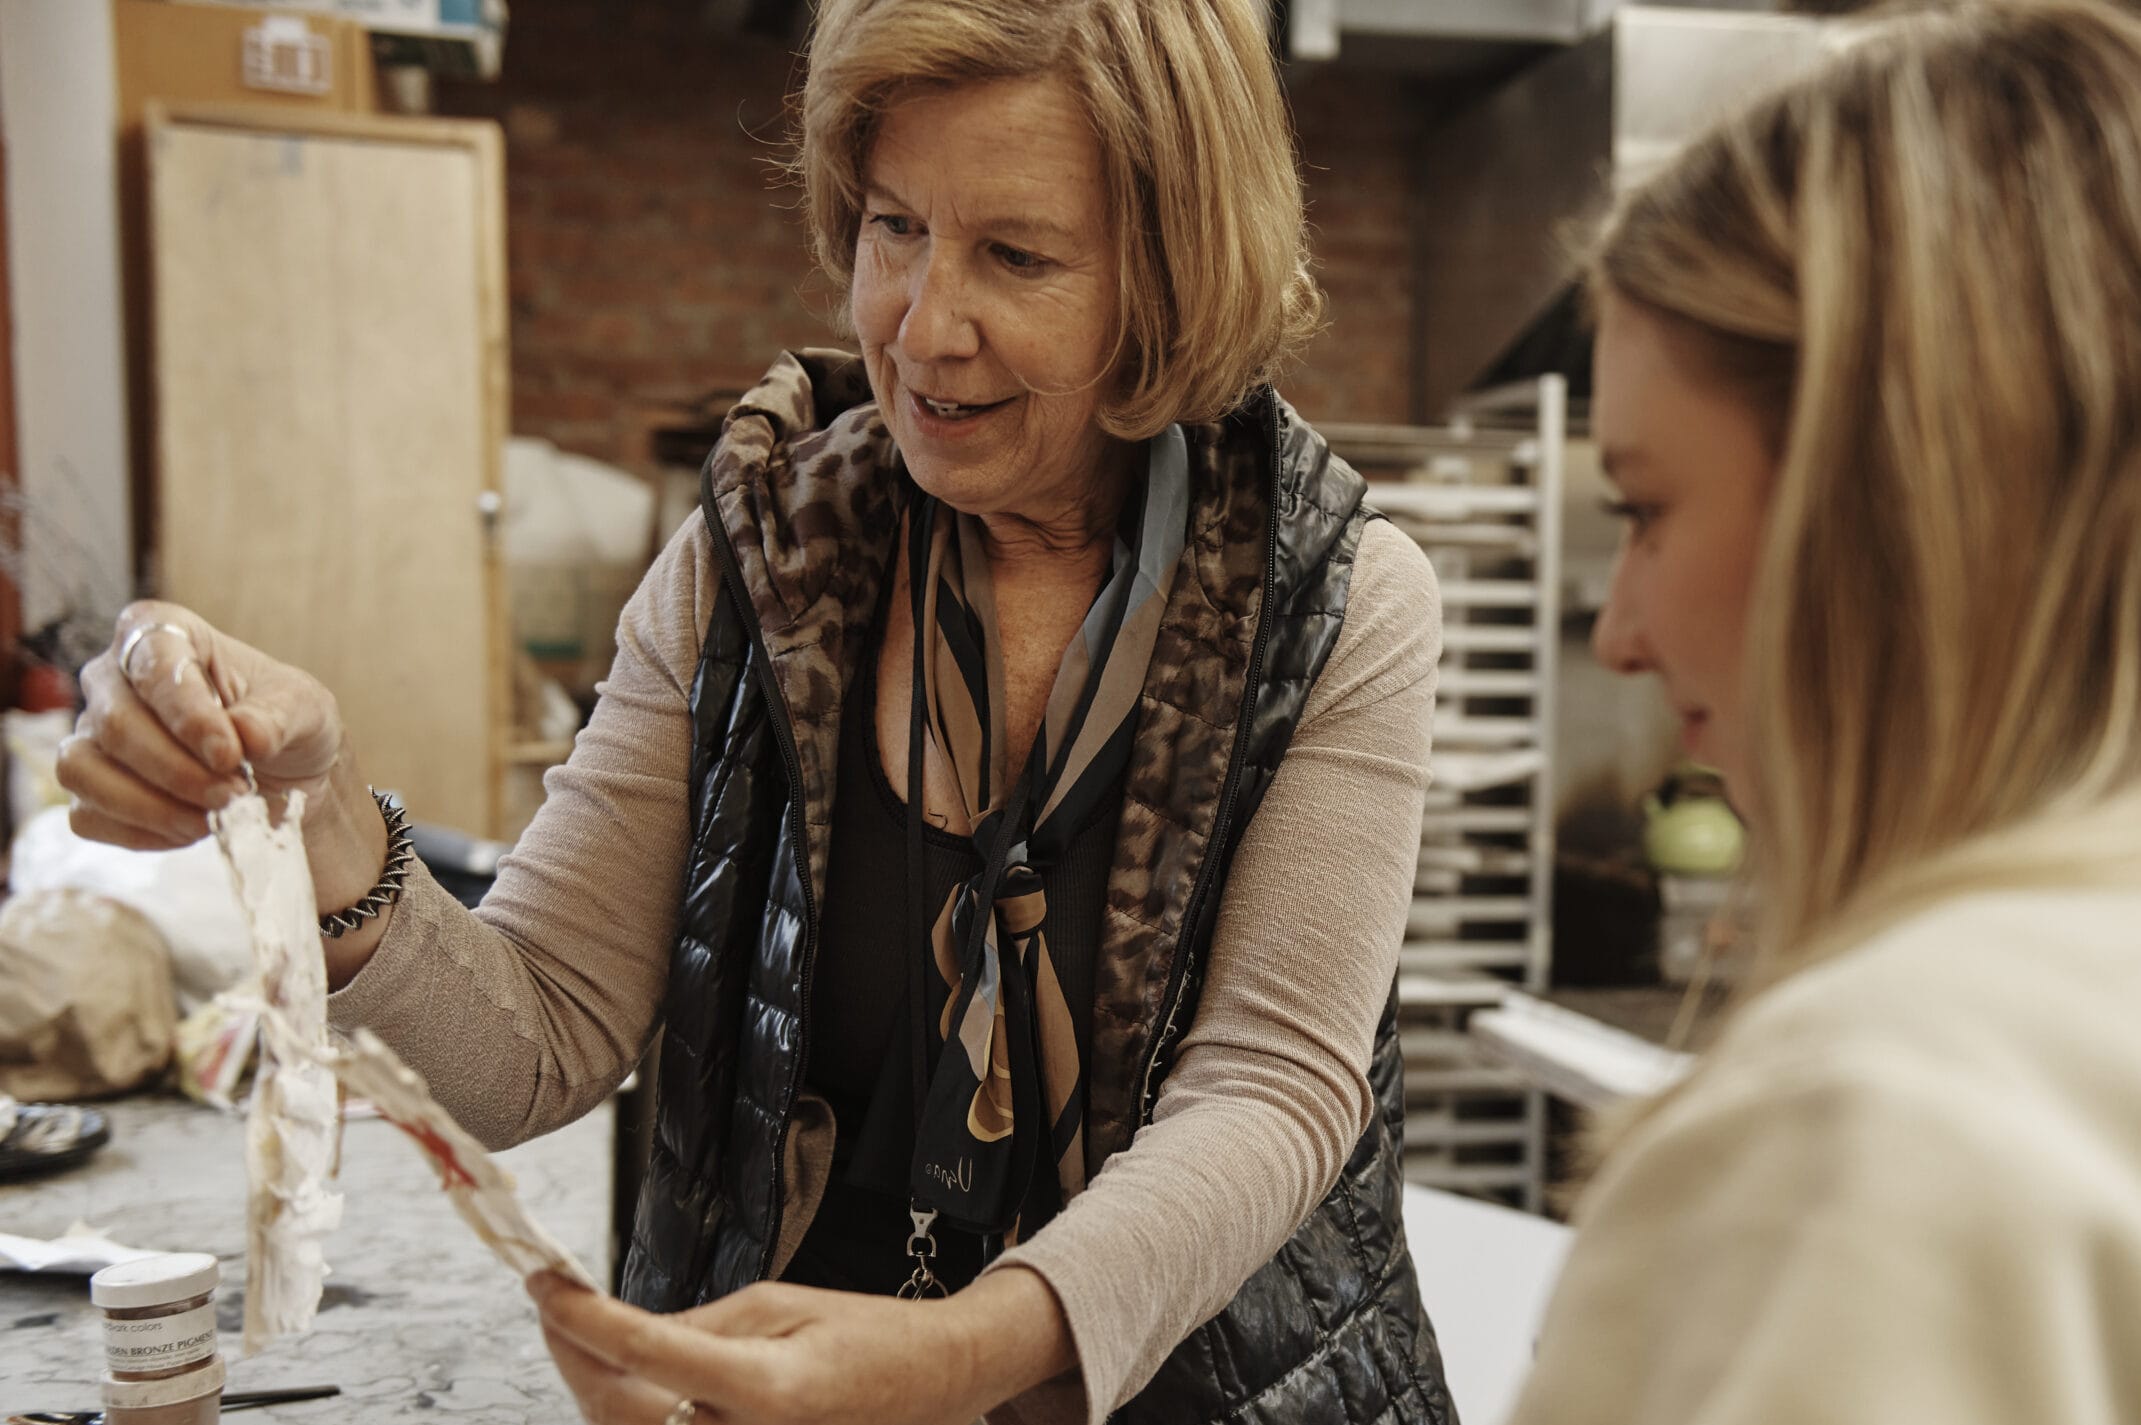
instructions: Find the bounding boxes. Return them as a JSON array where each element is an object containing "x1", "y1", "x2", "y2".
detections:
[{"x1": 895, "y1": 427, "x2": 1191, "y2": 1240}]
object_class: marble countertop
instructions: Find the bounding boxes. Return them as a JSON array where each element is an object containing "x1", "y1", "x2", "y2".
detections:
[{"x1": 2, "y1": 1094, "x2": 613, "y2": 1421}]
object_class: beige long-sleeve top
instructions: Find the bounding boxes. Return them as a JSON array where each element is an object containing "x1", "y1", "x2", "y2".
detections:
[
  {"x1": 327, "y1": 511, "x2": 1441, "y2": 1422},
  {"x1": 1510, "y1": 881, "x2": 2141, "y2": 1425}
]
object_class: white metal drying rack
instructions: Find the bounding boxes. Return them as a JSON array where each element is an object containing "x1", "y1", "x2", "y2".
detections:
[{"x1": 1322, "y1": 375, "x2": 1566, "y2": 1212}]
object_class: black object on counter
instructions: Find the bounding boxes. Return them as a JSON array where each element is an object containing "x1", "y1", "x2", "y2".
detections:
[
  {"x1": 8, "y1": 1384, "x2": 342, "y2": 1424},
  {"x1": 0, "y1": 1102, "x2": 110, "y2": 1184},
  {"x1": 407, "y1": 821, "x2": 507, "y2": 910}
]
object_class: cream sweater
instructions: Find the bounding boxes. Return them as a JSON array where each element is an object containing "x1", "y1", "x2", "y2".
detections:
[
  {"x1": 1511, "y1": 882, "x2": 2141, "y2": 1425},
  {"x1": 327, "y1": 512, "x2": 1441, "y2": 1423}
]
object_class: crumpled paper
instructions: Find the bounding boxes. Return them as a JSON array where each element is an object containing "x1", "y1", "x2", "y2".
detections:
[
  {"x1": 172, "y1": 992, "x2": 263, "y2": 1110},
  {"x1": 210, "y1": 790, "x2": 343, "y2": 1356},
  {"x1": 0, "y1": 888, "x2": 176, "y2": 1100}
]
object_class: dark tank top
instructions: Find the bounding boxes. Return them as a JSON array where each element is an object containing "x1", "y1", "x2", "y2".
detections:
[{"x1": 781, "y1": 634, "x2": 1124, "y2": 1293}]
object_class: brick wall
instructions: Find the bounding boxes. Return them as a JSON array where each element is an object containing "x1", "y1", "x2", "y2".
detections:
[
  {"x1": 439, "y1": 3, "x2": 1434, "y2": 471},
  {"x1": 1287, "y1": 64, "x2": 1431, "y2": 428}
]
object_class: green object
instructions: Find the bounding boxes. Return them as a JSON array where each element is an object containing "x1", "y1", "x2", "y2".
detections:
[{"x1": 1644, "y1": 764, "x2": 1746, "y2": 876}]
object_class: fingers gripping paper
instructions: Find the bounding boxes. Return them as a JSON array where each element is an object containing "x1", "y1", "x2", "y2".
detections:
[
  {"x1": 210, "y1": 791, "x2": 343, "y2": 1355},
  {"x1": 210, "y1": 790, "x2": 599, "y2": 1346}
]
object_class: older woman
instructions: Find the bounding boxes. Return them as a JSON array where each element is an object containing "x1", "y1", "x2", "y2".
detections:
[
  {"x1": 1512, "y1": 2, "x2": 2141, "y2": 1420},
  {"x1": 62, "y1": 1, "x2": 1450, "y2": 1422}
]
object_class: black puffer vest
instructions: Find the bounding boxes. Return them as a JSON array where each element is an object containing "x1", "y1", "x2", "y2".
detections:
[{"x1": 621, "y1": 352, "x2": 1453, "y2": 1424}]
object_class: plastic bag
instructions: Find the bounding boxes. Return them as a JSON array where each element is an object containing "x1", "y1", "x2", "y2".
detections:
[{"x1": 10, "y1": 806, "x2": 254, "y2": 1012}]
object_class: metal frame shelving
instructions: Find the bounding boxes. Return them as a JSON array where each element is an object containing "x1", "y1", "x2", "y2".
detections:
[{"x1": 1322, "y1": 375, "x2": 1566, "y2": 1212}]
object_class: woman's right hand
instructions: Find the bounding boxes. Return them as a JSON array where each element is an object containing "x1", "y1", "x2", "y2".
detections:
[
  {"x1": 63, "y1": 602, "x2": 398, "y2": 983},
  {"x1": 60, "y1": 601, "x2": 347, "y2": 851}
]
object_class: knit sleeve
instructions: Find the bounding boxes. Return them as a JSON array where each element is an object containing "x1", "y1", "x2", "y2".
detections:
[
  {"x1": 987, "y1": 519, "x2": 1441, "y2": 1423},
  {"x1": 325, "y1": 512, "x2": 718, "y2": 1150}
]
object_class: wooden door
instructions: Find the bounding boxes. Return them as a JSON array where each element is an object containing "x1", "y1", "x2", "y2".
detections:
[
  {"x1": 150, "y1": 105, "x2": 508, "y2": 837},
  {"x1": 113, "y1": 0, "x2": 378, "y2": 567}
]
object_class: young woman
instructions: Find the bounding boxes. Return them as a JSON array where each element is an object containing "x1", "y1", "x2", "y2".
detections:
[{"x1": 1515, "y1": 3, "x2": 2141, "y2": 1420}]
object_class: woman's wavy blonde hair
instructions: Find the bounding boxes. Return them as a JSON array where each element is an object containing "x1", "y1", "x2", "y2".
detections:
[
  {"x1": 793, "y1": 0, "x2": 1324, "y2": 439},
  {"x1": 1593, "y1": 0, "x2": 2141, "y2": 983}
]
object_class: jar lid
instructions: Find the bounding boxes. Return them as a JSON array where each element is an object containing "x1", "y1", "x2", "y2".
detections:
[{"x1": 91, "y1": 1252, "x2": 222, "y2": 1309}]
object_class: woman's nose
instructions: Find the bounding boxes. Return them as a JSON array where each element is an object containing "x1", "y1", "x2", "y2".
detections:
[
  {"x1": 1590, "y1": 554, "x2": 1652, "y2": 676},
  {"x1": 899, "y1": 254, "x2": 981, "y2": 363}
]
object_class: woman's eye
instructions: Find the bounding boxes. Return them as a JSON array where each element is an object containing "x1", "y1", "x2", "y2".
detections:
[
  {"x1": 869, "y1": 213, "x2": 918, "y2": 237},
  {"x1": 993, "y1": 243, "x2": 1044, "y2": 272}
]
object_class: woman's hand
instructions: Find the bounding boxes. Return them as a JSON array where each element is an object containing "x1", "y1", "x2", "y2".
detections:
[
  {"x1": 63, "y1": 594, "x2": 351, "y2": 843},
  {"x1": 62, "y1": 600, "x2": 346, "y2": 848},
  {"x1": 529, "y1": 1266, "x2": 1077, "y2": 1425},
  {"x1": 59, "y1": 601, "x2": 395, "y2": 982}
]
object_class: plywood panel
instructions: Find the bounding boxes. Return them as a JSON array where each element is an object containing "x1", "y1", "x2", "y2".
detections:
[
  {"x1": 151, "y1": 107, "x2": 507, "y2": 835},
  {"x1": 113, "y1": 0, "x2": 377, "y2": 565}
]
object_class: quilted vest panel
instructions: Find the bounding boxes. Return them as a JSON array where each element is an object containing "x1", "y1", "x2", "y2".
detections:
[{"x1": 621, "y1": 354, "x2": 1453, "y2": 1424}]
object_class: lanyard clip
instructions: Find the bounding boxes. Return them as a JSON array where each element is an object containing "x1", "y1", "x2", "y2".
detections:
[{"x1": 896, "y1": 1203, "x2": 946, "y2": 1300}]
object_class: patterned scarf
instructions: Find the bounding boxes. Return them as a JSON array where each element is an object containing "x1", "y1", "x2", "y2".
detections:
[{"x1": 903, "y1": 427, "x2": 1189, "y2": 1240}]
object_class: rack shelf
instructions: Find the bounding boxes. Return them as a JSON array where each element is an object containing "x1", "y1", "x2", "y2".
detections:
[{"x1": 1328, "y1": 375, "x2": 1565, "y2": 1212}]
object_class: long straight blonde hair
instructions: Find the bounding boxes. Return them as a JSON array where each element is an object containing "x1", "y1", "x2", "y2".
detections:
[{"x1": 1594, "y1": 0, "x2": 2141, "y2": 983}]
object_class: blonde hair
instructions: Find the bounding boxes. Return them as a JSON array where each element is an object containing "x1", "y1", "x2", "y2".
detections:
[
  {"x1": 794, "y1": 0, "x2": 1324, "y2": 439},
  {"x1": 1592, "y1": 0, "x2": 2141, "y2": 982}
]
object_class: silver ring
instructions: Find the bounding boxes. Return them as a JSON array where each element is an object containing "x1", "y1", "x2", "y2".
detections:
[
  {"x1": 118, "y1": 621, "x2": 194, "y2": 682},
  {"x1": 662, "y1": 1400, "x2": 698, "y2": 1425}
]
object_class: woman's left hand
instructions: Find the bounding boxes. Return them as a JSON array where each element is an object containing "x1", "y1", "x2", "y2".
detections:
[{"x1": 529, "y1": 1266, "x2": 1075, "y2": 1425}]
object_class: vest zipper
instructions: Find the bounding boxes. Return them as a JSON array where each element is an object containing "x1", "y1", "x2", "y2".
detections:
[
  {"x1": 705, "y1": 506, "x2": 820, "y2": 1284},
  {"x1": 1135, "y1": 398, "x2": 1285, "y2": 1123}
]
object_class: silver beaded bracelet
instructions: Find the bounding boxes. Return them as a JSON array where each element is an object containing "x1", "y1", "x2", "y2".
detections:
[{"x1": 320, "y1": 789, "x2": 416, "y2": 938}]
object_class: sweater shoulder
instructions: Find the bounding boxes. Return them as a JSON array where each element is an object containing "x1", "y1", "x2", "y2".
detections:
[{"x1": 1301, "y1": 519, "x2": 1441, "y2": 722}]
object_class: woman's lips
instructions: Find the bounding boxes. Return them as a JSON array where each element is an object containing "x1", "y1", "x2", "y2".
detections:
[
  {"x1": 906, "y1": 390, "x2": 1013, "y2": 440},
  {"x1": 1677, "y1": 709, "x2": 1710, "y2": 751}
]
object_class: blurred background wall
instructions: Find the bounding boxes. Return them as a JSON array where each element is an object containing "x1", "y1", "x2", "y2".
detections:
[{"x1": 423, "y1": 0, "x2": 1442, "y2": 483}]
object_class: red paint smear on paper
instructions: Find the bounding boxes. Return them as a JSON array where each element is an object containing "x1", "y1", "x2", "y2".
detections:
[{"x1": 383, "y1": 1113, "x2": 478, "y2": 1190}]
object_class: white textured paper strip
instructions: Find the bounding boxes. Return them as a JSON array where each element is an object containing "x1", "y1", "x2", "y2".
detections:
[
  {"x1": 327, "y1": 1027, "x2": 599, "y2": 1290},
  {"x1": 211, "y1": 790, "x2": 343, "y2": 1356},
  {"x1": 211, "y1": 790, "x2": 598, "y2": 1335}
]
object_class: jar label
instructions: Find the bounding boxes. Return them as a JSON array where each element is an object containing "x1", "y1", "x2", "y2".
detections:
[
  {"x1": 103, "y1": 1302, "x2": 219, "y2": 1372},
  {"x1": 103, "y1": 1355, "x2": 227, "y2": 1411}
]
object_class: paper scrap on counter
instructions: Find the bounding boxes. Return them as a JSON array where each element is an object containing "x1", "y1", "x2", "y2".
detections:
[
  {"x1": 326, "y1": 1027, "x2": 600, "y2": 1291},
  {"x1": 211, "y1": 789, "x2": 344, "y2": 1356},
  {"x1": 1468, "y1": 993, "x2": 1694, "y2": 1111},
  {"x1": 0, "y1": 1221, "x2": 160, "y2": 1275},
  {"x1": 173, "y1": 991, "x2": 263, "y2": 1110}
]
